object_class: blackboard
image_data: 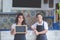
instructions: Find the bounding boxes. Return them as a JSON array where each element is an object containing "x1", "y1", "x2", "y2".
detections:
[
  {"x1": 13, "y1": 0, "x2": 41, "y2": 8},
  {"x1": 16, "y1": 25, "x2": 27, "y2": 34}
]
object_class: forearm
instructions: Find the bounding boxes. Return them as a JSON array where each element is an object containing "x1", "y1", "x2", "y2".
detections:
[
  {"x1": 31, "y1": 26, "x2": 36, "y2": 31},
  {"x1": 38, "y1": 30, "x2": 48, "y2": 34}
]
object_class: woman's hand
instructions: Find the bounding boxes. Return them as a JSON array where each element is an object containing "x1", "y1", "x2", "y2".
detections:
[
  {"x1": 25, "y1": 31, "x2": 27, "y2": 34},
  {"x1": 11, "y1": 29, "x2": 16, "y2": 35},
  {"x1": 13, "y1": 30, "x2": 16, "y2": 35}
]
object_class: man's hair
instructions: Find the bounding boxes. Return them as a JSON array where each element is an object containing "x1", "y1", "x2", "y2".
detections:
[{"x1": 36, "y1": 13, "x2": 43, "y2": 18}]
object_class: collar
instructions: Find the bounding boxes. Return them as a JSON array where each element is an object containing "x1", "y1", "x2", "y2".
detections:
[{"x1": 36, "y1": 21, "x2": 44, "y2": 25}]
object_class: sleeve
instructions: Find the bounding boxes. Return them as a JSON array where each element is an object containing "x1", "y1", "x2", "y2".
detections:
[
  {"x1": 31, "y1": 23, "x2": 37, "y2": 29},
  {"x1": 44, "y1": 22, "x2": 48, "y2": 30},
  {"x1": 11, "y1": 24, "x2": 16, "y2": 29}
]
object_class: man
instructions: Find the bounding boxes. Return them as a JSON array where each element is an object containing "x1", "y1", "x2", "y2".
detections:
[{"x1": 31, "y1": 13, "x2": 48, "y2": 40}]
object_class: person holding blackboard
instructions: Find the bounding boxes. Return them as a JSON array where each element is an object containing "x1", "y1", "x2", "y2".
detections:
[
  {"x1": 11, "y1": 13, "x2": 26, "y2": 40},
  {"x1": 31, "y1": 13, "x2": 48, "y2": 40}
]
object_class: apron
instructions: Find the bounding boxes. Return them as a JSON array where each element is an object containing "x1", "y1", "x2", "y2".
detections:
[
  {"x1": 14, "y1": 24, "x2": 26, "y2": 40},
  {"x1": 14, "y1": 34, "x2": 26, "y2": 40},
  {"x1": 36, "y1": 22, "x2": 47, "y2": 40}
]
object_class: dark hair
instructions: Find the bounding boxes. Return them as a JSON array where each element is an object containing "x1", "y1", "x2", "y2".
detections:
[
  {"x1": 15, "y1": 13, "x2": 26, "y2": 25},
  {"x1": 36, "y1": 13, "x2": 43, "y2": 18}
]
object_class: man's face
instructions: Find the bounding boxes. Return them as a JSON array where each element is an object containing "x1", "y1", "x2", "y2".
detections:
[{"x1": 37, "y1": 15, "x2": 43, "y2": 22}]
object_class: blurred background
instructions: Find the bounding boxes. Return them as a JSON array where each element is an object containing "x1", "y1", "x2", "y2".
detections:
[{"x1": 0, "y1": 0, "x2": 60, "y2": 40}]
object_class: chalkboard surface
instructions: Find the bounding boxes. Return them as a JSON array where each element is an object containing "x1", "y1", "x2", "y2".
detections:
[
  {"x1": 13, "y1": 0, "x2": 41, "y2": 8},
  {"x1": 16, "y1": 25, "x2": 27, "y2": 34}
]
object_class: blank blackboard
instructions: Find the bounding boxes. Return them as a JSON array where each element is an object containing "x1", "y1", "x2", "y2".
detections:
[
  {"x1": 16, "y1": 25, "x2": 27, "y2": 34},
  {"x1": 13, "y1": 0, "x2": 41, "y2": 8}
]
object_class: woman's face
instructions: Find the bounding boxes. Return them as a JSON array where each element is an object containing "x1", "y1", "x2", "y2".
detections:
[
  {"x1": 18, "y1": 15, "x2": 24, "y2": 23},
  {"x1": 37, "y1": 15, "x2": 43, "y2": 23}
]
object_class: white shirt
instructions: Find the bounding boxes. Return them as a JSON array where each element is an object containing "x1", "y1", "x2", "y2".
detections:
[{"x1": 31, "y1": 21, "x2": 48, "y2": 30}]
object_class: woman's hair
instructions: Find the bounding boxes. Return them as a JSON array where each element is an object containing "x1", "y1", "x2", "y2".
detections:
[{"x1": 15, "y1": 13, "x2": 26, "y2": 25}]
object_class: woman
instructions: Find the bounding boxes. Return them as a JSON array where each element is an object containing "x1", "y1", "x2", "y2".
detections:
[
  {"x1": 31, "y1": 13, "x2": 48, "y2": 40},
  {"x1": 11, "y1": 13, "x2": 26, "y2": 40}
]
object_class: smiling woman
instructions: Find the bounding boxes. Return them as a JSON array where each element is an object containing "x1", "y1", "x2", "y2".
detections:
[{"x1": 11, "y1": 13, "x2": 27, "y2": 40}]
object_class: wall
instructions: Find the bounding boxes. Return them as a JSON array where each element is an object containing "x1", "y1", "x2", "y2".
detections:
[
  {"x1": 0, "y1": 30, "x2": 60, "y2": 40},
  {"x1": 2, "y1": 0, "x2": 60, "y2": 23},
  {"x1": 0, "y1": 32, "x2": 1, "y2": 40},
  {"x1": 2, "y1": 0, "x2": 60, "y2": 12},
  {"x1": 3, "y1": 0, "x2": 12, "y2": 12}
]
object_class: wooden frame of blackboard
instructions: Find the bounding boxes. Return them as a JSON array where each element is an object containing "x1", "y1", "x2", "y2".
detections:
[
  {"x1": 16, "y1": 25, "x2": 27, "y2": 34},
  {"x1": 44, "y1": 0, "x2": 48, "y2": 4}
]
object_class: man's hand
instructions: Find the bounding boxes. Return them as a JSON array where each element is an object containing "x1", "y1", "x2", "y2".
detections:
[
  {"x1": 34, "y1": 29, "x2": 48, "y2": 35},
  {"x1": 34, "y1": 30, "x2": 39, "y2": 35}
]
